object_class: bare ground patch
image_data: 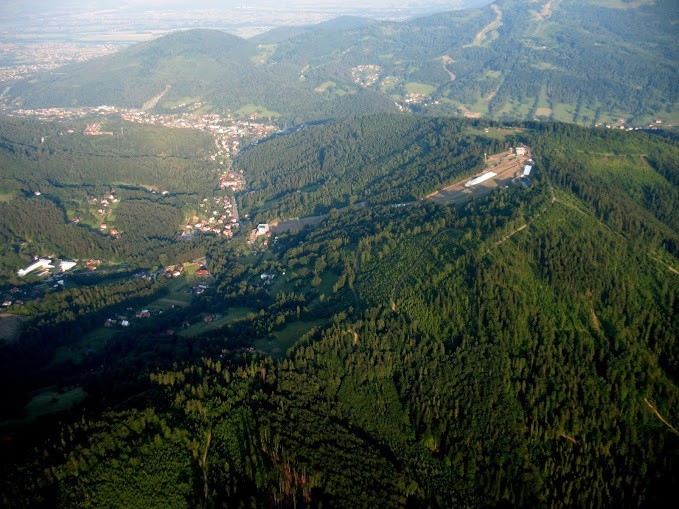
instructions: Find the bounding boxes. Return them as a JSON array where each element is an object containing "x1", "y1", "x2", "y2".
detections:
[{"x1": 427, "y1": 149, "x2": 529, "y2": 205}]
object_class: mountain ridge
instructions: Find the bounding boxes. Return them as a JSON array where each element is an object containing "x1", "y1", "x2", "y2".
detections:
[{"x1": 5, "y1": 0, "x2": 677, "y2": 126}]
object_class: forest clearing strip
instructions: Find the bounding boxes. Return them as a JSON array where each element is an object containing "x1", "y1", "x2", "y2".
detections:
[
  {"x1": 347, "y1": 329, "x2": 359, "y2": 345},
  {"x1": 649, "y1": 256, "x2": 679, "y2": 275},
  {"x1": 201, "y1": 429, "x2": 212, "y2": 503},
  {"x1": 142, "y1": 84, "x2": 171, "y2": 111},
  {"x1": 440, "y1": 56, "x2": 456, "y2": 81},
  {"x1": 556, "y1": 193, "x2": 678, "y2": 275},
  {"x1": 391, "y1": 228, "x2": 457, "y2": 312},
  {"x1": 494, "y1": 224, "x2": 527, "y2": 247},
  {"x1": 352, "y1": 245, "x2": 361, "y2": 313},
  {"x1": 480, "y1": 183, "x2": 558, "y2": 257},
  {"x1": 560, "y1": 433, "x2": 578, "y2": 444},
  {"x1": 466, "y1": 4, "x2": 503, "y2": 47},
  {"x1": 644, "y1": 398, "x2": 679, "y2": 436},
  {"x1": 590, "y1": 306, "x2": 603, "y2": 333},
  {"x1": 541, "y1": 0, "x2": 559, "y2": 18}
]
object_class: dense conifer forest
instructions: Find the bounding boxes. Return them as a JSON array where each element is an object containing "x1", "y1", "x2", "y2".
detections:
[{"x1": 1, "y1": 114, "x2": 677, "y2": 507}]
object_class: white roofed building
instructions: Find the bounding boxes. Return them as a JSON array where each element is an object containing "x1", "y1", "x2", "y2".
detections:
[
  {"x1": 59, "y1": 260, "x2": 77, "y2": 272},
  {"x1": 17, "y1": 258, "x2": 54, "y2": 277},
  {"x1": 256, "y1": 223, "x2": 270, "y2": 236}
]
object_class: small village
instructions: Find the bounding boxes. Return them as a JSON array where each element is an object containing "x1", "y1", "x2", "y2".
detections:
[
  {"x1": 351, "y1": 64, "x2": 382, "y2": 87},
  {"x1": 3, "y1": 102, "x2": 279, "y2": 246},
  {"x1": 182, "y1": 193, "x2": 240, "y2": 240},
  {"x1": 3, "y1": 104, "x2": 278, "y2": 165}
]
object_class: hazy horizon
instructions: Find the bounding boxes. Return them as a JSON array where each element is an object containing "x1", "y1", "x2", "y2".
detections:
[{"x1": 0, "y1": 0, "x2": 492, "y2": 44}]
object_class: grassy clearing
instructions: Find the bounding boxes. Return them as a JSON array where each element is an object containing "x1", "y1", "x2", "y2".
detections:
[
  {"x1": 160, "y1": 96, "x2": 201, "y2": 109},
  {"x1": 498, "y1": 99, "x2": 533, "y2": 118},
  {"x1": 552, "y1": 103, "x2": 576, "y2": 122},
  {"x1": 253, "y1": 319, "x2": 326, "y2": 359},
  {"x1": 178, "y1": 307, "x2": 254, "y2": 338},
  {"x1": 464, "y1": 127, "x2": 524, "y2": 141},
  {"x1": 314, "y1": 81, "x2": 337, "y2": 93},
  {"x1": 251, "y1": 44, "x2": 277, "y2": 65},
  {"x1": 314, "y1": 83, "x2": 348, "y2": 97},
  {"x1": 531, "y1": 61, "x2": 560, "y2": 71},
  {"x1": 50, "y1": 327, "x2": 118, "y2": 367},
  {"x1": 469, "y1": 97, "x2": 490, "y2": 114},
  {"x1": 24, "y1": 387, "x2": 87, "y2": 420},
  {"x1": 236, "y1": 103, "x2": 281, "y2": 118},
  {"x1": 147, "y1": 279, "x2": 193, "y2": 310},
  {"x1": 586, "y1": 155, "x2": 671, "y2": 202},
  {"x1": 0, "y1": 191, "x2": 15, "y2": 202},
  {"x1": 380, "y1": 76, "x2": 400, "y2": 93},
  {"x1": 576, "y1": 102, "x2": 601, "y2": 126},
  {"x1": 405, "y1": 82, "x2": 436, "y2": 95}
]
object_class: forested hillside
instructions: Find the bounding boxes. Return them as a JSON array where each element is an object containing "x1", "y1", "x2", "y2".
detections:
[
  {"x1": 5, "y1": 0, "x2": 677, "y2": 126},
  {"x1": 2, "y1": 119, "x2": 677, "y2": 508},
  {"x1": 0, "y1": 115, "x2": 218, "y2": 278},
  {"x1": 237, "y1": 115, "x2": 507, "y2": 220}
]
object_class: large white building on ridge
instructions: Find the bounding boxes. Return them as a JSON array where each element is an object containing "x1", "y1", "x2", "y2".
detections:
[
  {"x1": 465, "y1": 171, "x2": 497, "y2": 188},
  {"x1": 17, "y1": 258, "x2": 54, "y2": 277}
]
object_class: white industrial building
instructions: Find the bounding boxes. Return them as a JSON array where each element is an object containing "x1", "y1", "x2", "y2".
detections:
[
  {"x1": 256, "y1": 223, "x2": 270, "y2": 236},
  {"x1": 465, "y1": 171, "x2": 497, "y2": 188},
  {"x1": 17, "y1": 258, "x2": 54, "y2": 277},
  {"x1": 523, "y1": 165, "x2": 533, "y2": 176},
  {"x1": 59, "y1": 260, "x2": 78, "y2": 272}
]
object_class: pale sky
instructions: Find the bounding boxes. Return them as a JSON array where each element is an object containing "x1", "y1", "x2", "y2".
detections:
[{"x1": 2, "y1": 1, "x2": 470, "y2": 13}]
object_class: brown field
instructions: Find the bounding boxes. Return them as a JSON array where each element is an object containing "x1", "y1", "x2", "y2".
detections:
[{"x1": 426, "y1": 149, "x2": 530, "y2": 205}]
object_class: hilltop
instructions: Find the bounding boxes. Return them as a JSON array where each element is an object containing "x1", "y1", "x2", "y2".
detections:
[{"x1": 5, "y1": 0, "x2": 677, "y2": 125}]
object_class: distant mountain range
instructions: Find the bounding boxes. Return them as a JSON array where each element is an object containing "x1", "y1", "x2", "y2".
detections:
[{"x1": 6, "y1": 0, "x2": 678, "y2": 126}]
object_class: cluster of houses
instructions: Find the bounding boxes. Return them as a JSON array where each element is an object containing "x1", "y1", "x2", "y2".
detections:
[
  {"x1": 184, "y1": 194, "x2": 239, "y2": 239},
  {"x1": 0, "y1": 42, "x2": 117, "y2": 87},
  {"x1": 104, "y1": 317, "x2": 130, "y2": 328},
  {"x1": 78, "y1": 190, "x2": 124, "y2": 238},
  {"x1": 119, "y1": 109, "x2": 276, "y2": 162},
  {"x1": 351, "y1": 65, "x2": 382, "y2": 87},
  {"x1": 193, "y1": 283, "x2": 209, "y2": 296},
  {"x1": 83, "y1": 123, "x2": 113, "y2": 136},
  {"x1": 103, "y1": 307, "x2": 151, "y2": 329},
  {"x1": 84, "y1": 259, "x2": 102, "y2": 271},
  {"x1": 2, "y1": 286, "x2": 24, "y2": 308},
  {"x1": 161, "y1": 265, "x2": 184, "y2": 278},
  {"x1": 595, "y1": 119, "x2": 664, "y2": 131},
  {"x1": 404, "y1": 93, "x2": 427, "y2": 104},
  {"x1": 219, "y1": 171, "x2": 244, "y2": 191},
  {"x1": 6, "y1": 103, "x2": 277, "y2": 172},
  {"x1": 259, "y1": 272, "x2": 276, "y2": 285}
]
